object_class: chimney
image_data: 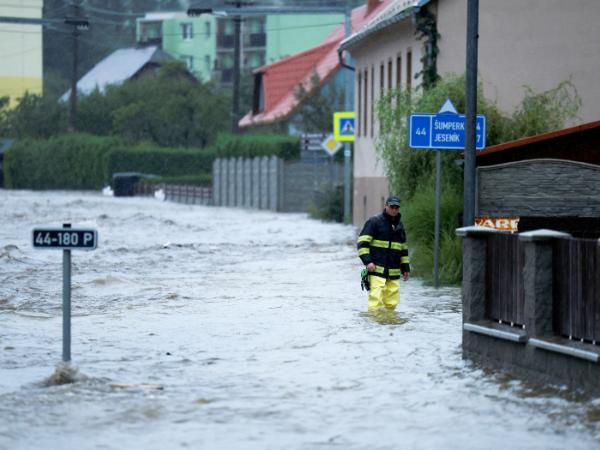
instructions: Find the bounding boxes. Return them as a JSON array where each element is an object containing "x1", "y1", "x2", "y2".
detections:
[{"x1": 366, "y1": 0, "x2": 381, "y2": 15}]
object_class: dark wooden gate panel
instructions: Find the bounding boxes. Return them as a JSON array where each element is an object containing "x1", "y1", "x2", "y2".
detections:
[
  {"x1": 553, "y1": 238, "x2": 600, "y2": 342},
  {"x1": 486, "y1": 234, "x2": 525, "y2": 326}
]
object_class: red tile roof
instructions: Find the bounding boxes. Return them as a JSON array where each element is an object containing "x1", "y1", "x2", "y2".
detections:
[{"x1": 239, "y1": 0, "x2": 392, "y2": 128}]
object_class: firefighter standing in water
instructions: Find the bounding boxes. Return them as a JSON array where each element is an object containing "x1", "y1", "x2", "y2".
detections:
[{"x1": 357, "y1": 196, "x2": 410, "y2": 311}]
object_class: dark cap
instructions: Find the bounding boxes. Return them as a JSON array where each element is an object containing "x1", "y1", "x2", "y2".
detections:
[{"x1": 386, "y1": 195, "x2": 401, "y2": 206}]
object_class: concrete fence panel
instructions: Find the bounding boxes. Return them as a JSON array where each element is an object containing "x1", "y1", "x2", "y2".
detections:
[
  {"x1": 260, "y1": 156, "x2": 269, "y2": 210},
  {"x1": 252, "y1": 157, "x2": 261, "y2": 209},
  {"x1": 227, "y1": 158, "x2": 236, "y2": 207},
  {"x1": 236, "y1": 157, "x2": 244, "y2": 208},
  {"x1": 220, "y1": 158, "x2": 229, "y2": 207},
  {"x1": 212, "y1": 158, "x2": 221, "y2": 206},
  {"x1": 243, "y1": 158, "x2": 253, "y2": 208}
]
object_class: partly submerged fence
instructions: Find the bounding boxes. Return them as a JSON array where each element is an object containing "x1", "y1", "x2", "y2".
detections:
[
  {"x1": 554, "y1": 237, "x2": 600, "y2": 342},
  {"x1": 134, "y1": 182, "x2": 212, "y2": 206},
  {"x1": 459, "y1": 226, "x2": 600, "y2": 393}
]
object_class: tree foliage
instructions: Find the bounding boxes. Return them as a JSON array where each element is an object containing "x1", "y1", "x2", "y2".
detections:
[
  {"x1": 376, "y1": 74, "x2": 581, "y2": 200},
  {"x1": 0, "y1": 63, "x2": 231, "y2": 148},
  {"x1": 375, "y1": 74, "x2": 581, "y2": 284},
  {"x1": 292, "y1": 70, "x2": 345, "y2": 133}
]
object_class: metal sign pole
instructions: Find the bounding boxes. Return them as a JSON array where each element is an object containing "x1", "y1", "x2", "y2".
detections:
[
  {"x1": 433, "y1": 151, "x2": 442, "y2": 289},
  {"x1": 62, "y1": 223, "x2": 72, "y2": 362}
]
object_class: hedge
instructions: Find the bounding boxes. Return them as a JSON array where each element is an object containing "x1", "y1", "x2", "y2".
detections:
[
  {"x1": 3, "y1": 133, "x2": 119, "y2": 190},
  {"x1": 105, "y1": 145, "x2": 216, "y2": 181},
  {"x1": 213, "y1": 134, "x2": 299, "y2": 160},
  {"x1": 3, "y1": 132, "x2": 300, "y2": 190}
]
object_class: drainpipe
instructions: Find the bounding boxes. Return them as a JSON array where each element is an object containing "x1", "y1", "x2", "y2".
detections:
[{"x1": 337, "y1": 49, "x2": 355, "y2": 72}]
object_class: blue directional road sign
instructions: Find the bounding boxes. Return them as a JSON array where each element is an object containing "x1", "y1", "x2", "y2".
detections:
[{"x1": 409, "y1": 99, "x2": 486, "y2": 150}]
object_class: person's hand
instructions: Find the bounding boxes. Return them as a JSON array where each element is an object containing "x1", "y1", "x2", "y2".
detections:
[
  {"x1": 367, "y1": 263, "x2": 376, "y2": 272},
  {"x1": 403, "y1": 272, "x2": 410, "y2": 282}
]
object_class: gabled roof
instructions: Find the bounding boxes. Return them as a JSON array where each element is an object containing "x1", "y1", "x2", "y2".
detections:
[
  {"x1": 60, "y1": 46, "x2": 174, "y2": 101},
  {"x1": 239, "y1": 0, "x2": 393, "y2": 128},
  {"x1": 340, "y1": 0, "x2": 431, "y2": 52}
]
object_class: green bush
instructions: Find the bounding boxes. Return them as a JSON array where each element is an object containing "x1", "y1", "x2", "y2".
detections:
[
  {"x1": 214, "y1": 133, "x2": 300, "y2": 160},
  {"x1": 4, "y1": 133, "x2": 119, "y2": 190},
  {"x1": 104, "y1": 144, "x2": 216, "y2": 182},
  {"x1": 308, "y1": 183, "x2": 344, "y2": 223},
  {"x1": 376, "y1": 74, "x2": 581, "y2": 284},
  {"x1": 401, "y1": 183, "x2": 463, "y2": 284}
]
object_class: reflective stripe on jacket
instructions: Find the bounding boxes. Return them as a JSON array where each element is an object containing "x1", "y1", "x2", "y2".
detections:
[{"x1": 357, "y1": 211, "x2": 410, "y2": 279}]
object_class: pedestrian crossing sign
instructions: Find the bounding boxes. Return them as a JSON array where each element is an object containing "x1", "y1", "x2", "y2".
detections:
[{"x1": 333, "y1": 112, "x2": 355, "y2": 142}]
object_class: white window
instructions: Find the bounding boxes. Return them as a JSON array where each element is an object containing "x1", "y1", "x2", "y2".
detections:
[
  {"x1": 181, "y1": 23, "x2": 193, "y2": 40},
  {"x1": 204, "y1": 55, "x2": 211, "y2": 71},
  {"x1": 205, "y1": 21, "x2": 211, "y2": 37}
]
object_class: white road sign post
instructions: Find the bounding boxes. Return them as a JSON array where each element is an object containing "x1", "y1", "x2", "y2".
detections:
[{"x1": 32, "y1": 223, "x2": 98, "y2": 362}]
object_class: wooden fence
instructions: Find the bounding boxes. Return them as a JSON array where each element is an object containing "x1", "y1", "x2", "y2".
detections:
[
  {"x1": 485, "y1": 233, "x2": 525, "y2": 326},
  {"x1": 553, "y1": 237, "x2": 600, "y2": 342},
  {"x1": 484, "y1": 233, "x2": 600, "y2": 340}
]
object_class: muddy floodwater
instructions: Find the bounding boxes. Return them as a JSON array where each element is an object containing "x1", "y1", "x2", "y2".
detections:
[{"x1": 2, "y1": 190, "x2": 600, "y2": 450}]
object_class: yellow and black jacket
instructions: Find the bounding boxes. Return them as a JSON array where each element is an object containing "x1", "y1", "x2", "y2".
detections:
[{"x1": 357, "y1": 211, "x2": 410, "y2": 279}]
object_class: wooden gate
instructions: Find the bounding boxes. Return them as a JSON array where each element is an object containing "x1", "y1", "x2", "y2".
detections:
[{"x1": 486, "y1": 233, "x2": 525, "y2": 326}]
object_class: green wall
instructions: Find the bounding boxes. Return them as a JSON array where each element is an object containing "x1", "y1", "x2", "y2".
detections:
[{"x1": 265, "y1": 15, "x2": 344, "y2": 64}]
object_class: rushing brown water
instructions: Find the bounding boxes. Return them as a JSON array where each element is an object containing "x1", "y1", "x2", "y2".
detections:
[{"x1": 1, "y1": 190, "x2": 599, "y2": 449}]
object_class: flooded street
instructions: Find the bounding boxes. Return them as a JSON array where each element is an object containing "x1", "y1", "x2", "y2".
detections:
[{"x1": 1, "y1": 189, "x2": 600, "y2": 449}]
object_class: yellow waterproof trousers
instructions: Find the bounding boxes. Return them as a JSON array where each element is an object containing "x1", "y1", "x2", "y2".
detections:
[{"x1": 368, "y1": 276, "x2": 400, "y2": 311}]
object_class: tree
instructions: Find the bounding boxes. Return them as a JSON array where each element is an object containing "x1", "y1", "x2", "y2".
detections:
[{"x1": 291, "y1": 70, "x2": 345, "y2": 133}]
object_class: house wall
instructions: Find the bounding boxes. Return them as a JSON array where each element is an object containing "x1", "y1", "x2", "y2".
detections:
[
  {"x1": 0, "y1": 0, "x2": 43, "y2": 105},
  {"x1": 348, "y1": 0, "x2": 600, "y2": 226},
  {"x1": 436, "y1": 0, "x2": 600, "y2": 125},
  {"x1": 349, "y1": 17, "x2": 422, "y2": 225}
]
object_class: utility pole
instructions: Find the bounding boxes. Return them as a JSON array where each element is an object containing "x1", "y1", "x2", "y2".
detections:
[
  {"x1": 228, "y1": 1, "x2": 254, "y2": 135},
  {"x1": 463, "y1": 0, "x2": 479, "y2": 226},
  {"x1": 65, "y1": 1, "x2": 89, "y2": 132},
  {"x1": 342, "y1": 7, "x2": 352, "y2": 224},
  {"x1": 232, "y1": 12, "x2": 241, "y2": 134}
]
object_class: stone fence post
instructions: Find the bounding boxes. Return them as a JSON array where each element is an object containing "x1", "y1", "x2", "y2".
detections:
[
  {"x1": 519, "y1": 229, "x2": 571, "y2": 337},
  {"x1": 456, "y1": 226, "x2": 501, "y2": 323}
]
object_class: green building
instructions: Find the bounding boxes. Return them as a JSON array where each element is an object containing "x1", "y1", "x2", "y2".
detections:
[
  {"x1": 137, "y1": 12, "x2": 216, "y2": 82},
  {"x1": 137, "y1": 12, "x2": 343, "y2": 85}
]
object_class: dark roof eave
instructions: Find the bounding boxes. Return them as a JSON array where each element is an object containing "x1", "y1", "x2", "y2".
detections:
[{"x1": 477, "y1": 120, "x2": 600, "y2": 157}]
